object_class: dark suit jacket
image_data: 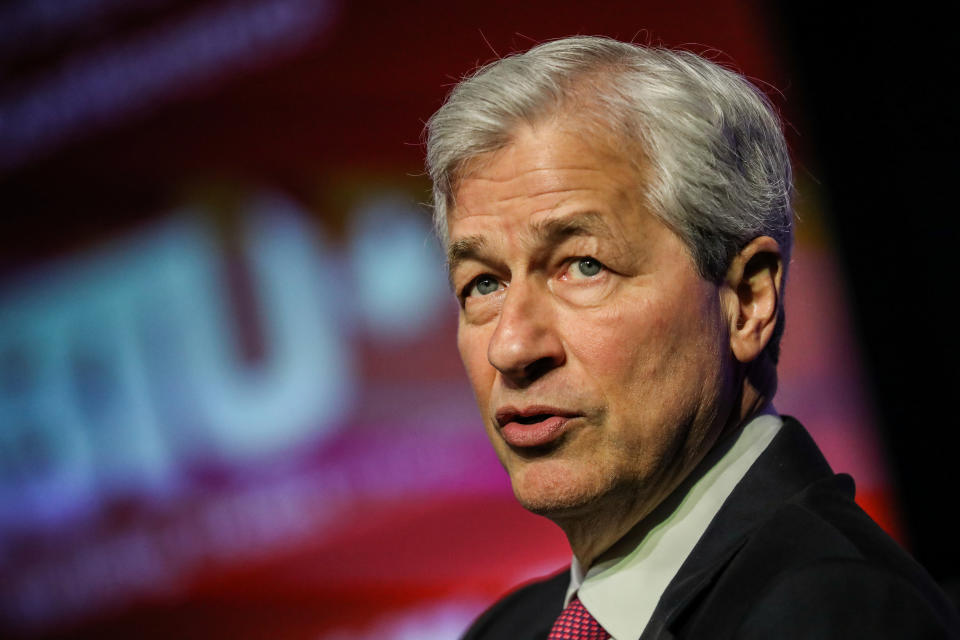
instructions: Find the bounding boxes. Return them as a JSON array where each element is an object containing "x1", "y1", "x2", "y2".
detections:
[{"x1": 463, "y1": 417, "x2": 960, "y2": 639}]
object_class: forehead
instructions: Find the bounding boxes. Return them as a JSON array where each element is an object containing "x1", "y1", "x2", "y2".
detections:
[{"x1": 449, "y1": 122, "x2": 643, "y2": 240}]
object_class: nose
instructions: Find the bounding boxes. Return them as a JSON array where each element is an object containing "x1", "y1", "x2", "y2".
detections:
[{"x1": 487, "y1": 280, "x2": 565, "y2": 387}]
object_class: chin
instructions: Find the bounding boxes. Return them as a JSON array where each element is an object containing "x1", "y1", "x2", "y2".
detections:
[{"x1": 508, "y1": 458, "x2": 618, "y2": 518}]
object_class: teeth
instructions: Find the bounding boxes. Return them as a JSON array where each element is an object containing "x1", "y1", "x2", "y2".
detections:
[{"x1": 515, "y1": 414, "x2": 552, "y2": 425}]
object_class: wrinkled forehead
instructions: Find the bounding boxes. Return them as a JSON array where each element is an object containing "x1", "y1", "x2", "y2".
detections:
[
  {"x1": 445, "y1": 122, "x2": 660, "y2": 281},
  {"x1": 452, "y1": 119, "x2": 643, "y2": 207},
  {"x1": 454, "y1": 139, "x2": 622, "y2": 223},
  {"x1": 448, "y1": 105, "x2": 644, "y2": 206}
]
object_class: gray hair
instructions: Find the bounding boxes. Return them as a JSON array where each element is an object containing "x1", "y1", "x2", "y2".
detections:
[{"x1": 425, "y1": 36, "x2": 793, "y2": 361}]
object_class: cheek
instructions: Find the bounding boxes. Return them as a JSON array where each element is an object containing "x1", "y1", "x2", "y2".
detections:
[
  {"x1": 565, "y1": 296, "x2": 670, "y2": 379},
  {"x1": 566, "y1": 290, "x2": 724, "y2": 405},
  {"x1": 457, "y1": 324, "x2": 495, "y2": 396}
]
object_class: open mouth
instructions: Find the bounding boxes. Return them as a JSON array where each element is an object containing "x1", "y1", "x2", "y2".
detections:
[
  {"x1": 512, "y1": 413, "x2": 554, "y2": 425},
  {"x1": 496, "y1": 411, "x2": 575, "y2": 448}
]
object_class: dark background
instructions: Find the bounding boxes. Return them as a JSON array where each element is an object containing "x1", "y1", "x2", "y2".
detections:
[{"x1": 774, "y1": 4, "x2": 959, "y2": 593}]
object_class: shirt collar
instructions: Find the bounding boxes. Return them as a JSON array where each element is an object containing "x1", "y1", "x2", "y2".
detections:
[{"x1": 564, "y1": 409, "x2": 783, "y2": 640}]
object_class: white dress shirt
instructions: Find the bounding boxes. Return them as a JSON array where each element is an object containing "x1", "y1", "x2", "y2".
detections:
[{"x1": 564, "y1": 410, "x2": 783, "y2": 640}]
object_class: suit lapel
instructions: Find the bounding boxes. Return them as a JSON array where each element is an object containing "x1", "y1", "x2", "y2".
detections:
[{"x1": 641, "y1": 418, "x2": 835, "y2": 639}]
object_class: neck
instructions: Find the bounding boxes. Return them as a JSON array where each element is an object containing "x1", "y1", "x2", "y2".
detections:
[
  {"x1": 561, "y1": 380, "x2": 775, "y2": 570},
  {"x1": 740, "y1": 354, "x2": 776, "y2": 423},
  {"x1": 558, "y1": 485, "x2": 663, "y2": 569}
]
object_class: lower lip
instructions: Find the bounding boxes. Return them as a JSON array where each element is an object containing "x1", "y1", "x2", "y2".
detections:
[{"x1": 500, "y1": 416, "x2": 573, "y2": 448}]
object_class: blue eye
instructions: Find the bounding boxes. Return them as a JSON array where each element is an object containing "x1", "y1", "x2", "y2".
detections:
[
  {"x1": 468, "y1": 275, "x2": 501, "y2": 297},
  {"x1": 574, "y1": 257, "x2": 603, "y2": 277}
]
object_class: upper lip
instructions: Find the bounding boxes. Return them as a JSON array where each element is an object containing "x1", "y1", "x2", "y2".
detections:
[{"x1": 495, "y1": 405, "x2": 578, "y2": 428}]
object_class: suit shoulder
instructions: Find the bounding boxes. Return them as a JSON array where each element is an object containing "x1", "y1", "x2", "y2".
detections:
[
  {"x1": 765, "y1": 473, "x2": 947, "y2": 595},
  {"x1": 462, "y1": 569, "x2": 569, "y2": 640},
  {"x1": 693, "y1": 474, "x2": 960, "y2": 638},
  {"x1": 734, "y1": 558, "x2": 960, "y2": 638}
]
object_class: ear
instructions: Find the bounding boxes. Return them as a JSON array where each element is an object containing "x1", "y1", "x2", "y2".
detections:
[{"x1": 723, "y1": 236, "x2": 783, "y2": 364}]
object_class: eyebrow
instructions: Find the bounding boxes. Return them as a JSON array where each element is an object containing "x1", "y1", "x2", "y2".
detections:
[
  {"x1": 446, "y1": 211, "x2": 616, "y2": 276},
  {"x1": 532, "y1": 211, "x2": 615, "y2": 245}
]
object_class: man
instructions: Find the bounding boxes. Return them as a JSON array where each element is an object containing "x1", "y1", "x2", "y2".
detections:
[{"x1": 425, "y1": 36, "x2": 959, "y2": 639}]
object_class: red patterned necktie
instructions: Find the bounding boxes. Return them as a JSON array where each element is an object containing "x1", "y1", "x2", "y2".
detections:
[{"x1": 547, "y1": 596, "x2": 611, "y2": 639}]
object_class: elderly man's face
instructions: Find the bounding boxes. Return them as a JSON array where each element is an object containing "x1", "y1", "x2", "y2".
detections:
[{"x1": 448, "y1": 121, "x2": 736, "y2": 521}]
